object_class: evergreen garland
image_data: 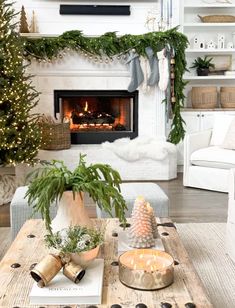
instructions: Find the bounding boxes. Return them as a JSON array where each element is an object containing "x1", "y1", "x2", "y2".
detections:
[
  {"x1": 0, "y1": 0, "x2": 41, "y2": 166},
  {"x1": 23, "y1": 28, "x2": 188, "y2": 144}
]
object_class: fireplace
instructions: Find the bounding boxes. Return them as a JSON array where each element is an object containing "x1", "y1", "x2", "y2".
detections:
[{"x1": 54, "y1": 90, "x2": 138, "y2": 144}]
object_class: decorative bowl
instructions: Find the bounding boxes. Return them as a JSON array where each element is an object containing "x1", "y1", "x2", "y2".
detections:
[{"x1": 70, "y1": 245, "x2": 100, "y2": 268}]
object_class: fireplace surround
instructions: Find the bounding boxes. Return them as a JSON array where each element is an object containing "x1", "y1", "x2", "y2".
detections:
[{"x1": 54, "y1": 90, "x2": 138, "y2": 144}]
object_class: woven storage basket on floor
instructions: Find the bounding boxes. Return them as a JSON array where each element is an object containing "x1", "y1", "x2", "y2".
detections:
[
  {"x1": 191, "y1": 87, "x2": 218, "y2": 109},
  {"x1": 198, "y1": 15, "x2": 235, "y2": 23},
  {"x1": 221, "y1": 87, "x2": 235, "y2": 108},
  {"x1": 40, "y1": 123, "x2": 71, "y2": 150}
]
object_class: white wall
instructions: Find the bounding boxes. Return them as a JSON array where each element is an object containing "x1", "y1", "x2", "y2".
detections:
[{"x1": 15, "y1": 0, "x2": 180, "y2": 35}]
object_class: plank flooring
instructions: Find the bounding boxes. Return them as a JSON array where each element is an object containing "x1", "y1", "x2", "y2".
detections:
[
  {"x1": 158, "y1": 173, "x2": 228, "y2": 223},
  {"x1": 0, "y1": 173, "x2": 228, "y2": 259}
]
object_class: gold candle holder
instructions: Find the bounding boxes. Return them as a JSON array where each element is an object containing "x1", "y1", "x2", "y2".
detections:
[
  {"x1": 119, "y1": 249, "x2": 174, "y2": 290},
  {"x1": 30, "y1": 254, "x2": 63, "y2": 288},
  {"x1": 63, "y1": 261, "x2": 86, "y2": 284}
]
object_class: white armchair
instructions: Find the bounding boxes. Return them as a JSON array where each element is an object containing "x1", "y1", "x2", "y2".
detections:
[
  {"x1": 226, "y1": 169, "x2": 235, "y2": 263},
  {"x1": 183, "y1": 129, "x2": 232, "y2": 192}
]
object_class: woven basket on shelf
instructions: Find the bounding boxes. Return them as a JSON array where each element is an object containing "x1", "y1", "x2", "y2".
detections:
[
  {"x1": 191, "y1": 87, "x2": 218, "y2": 109},
  {"x1": 220, "y1": 87, "x2": 235, "y2": 109},
  {"x1": 40, "y1": 123, "x2": 71, "y2": 150},
  {"x1": 198, "y1": 15, "x2": 235, "y2": 23}
]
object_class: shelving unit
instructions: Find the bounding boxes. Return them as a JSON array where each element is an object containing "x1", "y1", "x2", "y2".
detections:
[
  {"x1": 181, "y1": 0, "x2": 235, "y2": 104},
  {"x1": 186, "y1": 49, "x2": 235, "y2": 54},
  {"x1": 177, "y1": 0, "x2": 235, "y2": 165},
  {"x1": 184, "y1": 75, "x2": 235, "y2": 80},
  {"x1": 184, "y1": 23, "x2": 235, "y2": 27}
]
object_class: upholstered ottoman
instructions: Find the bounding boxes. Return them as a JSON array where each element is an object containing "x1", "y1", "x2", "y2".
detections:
[
  {"x1": 96, "y1": 182, "x2": 169, "y2": 218},
  {"x1": 10, "y1": 186, "x2": 57, "y2": 239}
]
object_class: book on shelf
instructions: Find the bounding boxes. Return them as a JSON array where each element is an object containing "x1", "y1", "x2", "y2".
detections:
[{"x1": 29, "y1": 258, "x2": 104, "y2": 305}]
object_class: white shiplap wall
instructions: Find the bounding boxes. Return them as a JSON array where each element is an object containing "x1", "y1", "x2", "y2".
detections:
[{"x1": 14, "y1": 0, "x2": 180, "y2": 35}]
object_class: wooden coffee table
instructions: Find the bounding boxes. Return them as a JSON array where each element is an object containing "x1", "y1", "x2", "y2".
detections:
[{"x1": 0, "y1": 218, "x2": 212, "y2": 307}]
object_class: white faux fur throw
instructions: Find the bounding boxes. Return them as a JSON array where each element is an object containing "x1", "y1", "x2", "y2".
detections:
[
  {"x1": 0, "y1": 175, "x2": 16, "y2": 206},
  {"x1": 102, "y1": 137, "x2": 176, "y2": 161}
]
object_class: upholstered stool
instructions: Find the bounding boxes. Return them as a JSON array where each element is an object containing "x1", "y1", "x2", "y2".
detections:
[
  {"x1": 10, "y1": 186, "x2": 57, "y2": 239},
  {"x1": 96, "y1": 182, "x2": 169, "y2": 218},
  {"x1": 10, "y1": 186, "x2": 95, "y2": 239}
]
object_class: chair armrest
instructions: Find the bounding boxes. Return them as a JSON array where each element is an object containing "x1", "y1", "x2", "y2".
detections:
[
  {"x1": 185, "y1": 129, "x2": 212, "y2": 158},
  {"x1": 183, "y1": 129, "x2": 212, "y2": 186}
]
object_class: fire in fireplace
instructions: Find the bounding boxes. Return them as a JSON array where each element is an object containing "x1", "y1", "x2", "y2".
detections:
[{"x1": 54, "y1": 90, "x2": 138, "y2": 144}]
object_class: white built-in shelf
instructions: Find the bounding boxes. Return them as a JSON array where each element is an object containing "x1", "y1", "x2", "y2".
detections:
[
  {"x1": 20, "y1": 33, "x2": 100, "y2": 38},
  {"x1": 184, "y1": 75, "x2": 235, "y2": 80},
  {"x1": 184, "y1": 23, "x2": 235, "y2": 27},
  {"x1": 184, "y1": 4, "x2": 235, "y2": 8},
  {"x1": 186, "y1": 49, "x2": 235, "y2": 54},
  {"x1": 20, "y1": 33, "x2": 58, "y2": 38}
]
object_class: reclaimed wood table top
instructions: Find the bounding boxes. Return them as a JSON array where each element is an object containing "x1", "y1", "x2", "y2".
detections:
[{"x1": 0, "y1": 218, "x2": 212, "y2": 308}]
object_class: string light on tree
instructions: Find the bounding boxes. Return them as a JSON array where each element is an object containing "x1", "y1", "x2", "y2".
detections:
[{"x1": 0, "y1": 0, "x2": 41, "y2": 166}]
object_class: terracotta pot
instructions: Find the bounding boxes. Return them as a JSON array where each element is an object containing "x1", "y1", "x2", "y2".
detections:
[
  {"x1": 51, "y1": 191, "x2": 93, "y2": 233},
  {"x1": 70, "y1": 245, "x2": 100, "y2": 268}
]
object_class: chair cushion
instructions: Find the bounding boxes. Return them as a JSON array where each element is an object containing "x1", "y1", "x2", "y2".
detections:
[
  {"x1": 210, "y1": 114, "x2": 235, "y2": 146},
  {"x1": 191, "y1": 146, "x2": 235, "y2": 169}
]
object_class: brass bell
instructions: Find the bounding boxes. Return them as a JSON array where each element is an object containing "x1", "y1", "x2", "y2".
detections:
[
  {"x1": 30, "y1": 254, "x2": 63, "y2": 288},
  {"x1": 63, "y1": 261, "x2": 86, "y2": 284},
  {"x1": 171, "y1": 96, "x2": 176, "y2": 103}
]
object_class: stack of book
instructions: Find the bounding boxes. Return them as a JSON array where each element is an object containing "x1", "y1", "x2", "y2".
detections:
[{"x1": 30, "y1": 259, "x2": 104, "y2": 305}]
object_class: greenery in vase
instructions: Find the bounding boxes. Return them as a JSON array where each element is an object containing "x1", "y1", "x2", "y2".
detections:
[
  {"x1": 45, "y1": 226, "x2": 104, "y2": 254},
  {"x1": 190, "y1": 56, "x2": 215, "y2": 70},
  {"x1": 0, "y1": 0, "x2": 41, "y2": 165},
  {"x1": 26, "y1": 154, "x2": 127, "y2": 232}
]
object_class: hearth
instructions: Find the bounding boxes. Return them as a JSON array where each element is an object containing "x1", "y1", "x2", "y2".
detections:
[{"x1": 54, "y1": 90, "x2": 138, "y2": 144}]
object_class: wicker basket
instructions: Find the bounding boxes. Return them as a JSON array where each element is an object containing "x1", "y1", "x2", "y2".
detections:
[
  {"x1": 191, "y1": 87, "x2": 218, "y2": 109},
  {"x1": 40, "y1": 123, "x2": 71, "y2": 150},
  {"x1": 220, "y1": 87, "x2": 235, "y2": 108},
  {"x1": 198, "y1": 15, "x2": 235, "y2": 23}
]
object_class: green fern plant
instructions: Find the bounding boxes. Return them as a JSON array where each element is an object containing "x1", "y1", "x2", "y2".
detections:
[
  {"x1": 26, "y1": 154, "x2": 127, "y2": 232},
  {"x1": 190, "y1": 56, "x2": 215, "y2": 70}
]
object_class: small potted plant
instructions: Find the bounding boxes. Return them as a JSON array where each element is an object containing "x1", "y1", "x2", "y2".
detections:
[
  {"x1": 190, "y1": 56, "x2": 215, "y2": 76},
  {"x1": 45, "y1": 225, "x2": 104, "y2": 267},
  {"x1": 26, "y1": 154, "x2": 127, "y2": 233}
]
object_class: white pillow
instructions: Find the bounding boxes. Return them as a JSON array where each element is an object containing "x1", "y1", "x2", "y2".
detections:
[
  {"x1": 210, "y1": 114, "x2": 235, "y2": 146},
  {"x1": 222, "y1": 118, "x2": 235, "y2": 150}
]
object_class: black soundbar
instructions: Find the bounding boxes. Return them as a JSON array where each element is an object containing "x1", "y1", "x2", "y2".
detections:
[{"x1": 59, "y1": 5, "x2": 131, "y2": 16}]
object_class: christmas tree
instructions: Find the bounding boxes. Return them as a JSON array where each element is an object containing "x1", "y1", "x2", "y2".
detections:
[
  {"x1": 0, "y1": 0, "x2": 41, "y2": 165},
  {"x1": 19, "y1": 6, "x2": 29, "y2": 33}
]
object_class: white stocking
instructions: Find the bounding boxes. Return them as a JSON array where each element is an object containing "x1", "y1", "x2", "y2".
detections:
[{"x1": 157, "y1": 48, "x2": 169, "y2": 92}]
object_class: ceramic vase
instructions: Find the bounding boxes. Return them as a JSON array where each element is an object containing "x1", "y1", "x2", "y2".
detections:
[{"x1": 51, "y1": 191, "x2": 93, "y2": 233}]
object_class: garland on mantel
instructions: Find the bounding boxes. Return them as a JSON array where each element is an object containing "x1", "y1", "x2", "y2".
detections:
[{"x1": 23, "y1": 28, "x2": 188, "y2": 144}]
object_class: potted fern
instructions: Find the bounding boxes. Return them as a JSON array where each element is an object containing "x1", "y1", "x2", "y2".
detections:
[
  {"x1": 190, "y1": 56, "x2": 215, "y2": 76},
  {"x1": 26, "y1": 154, "x2": 127, "y2": 233}
]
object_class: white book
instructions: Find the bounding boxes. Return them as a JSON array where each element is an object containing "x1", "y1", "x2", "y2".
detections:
[
  {"x1": 118, "y1": 231, "x2": 165, "y2": 255},
  {"x1": 29, "y1": 259, "x2": 104, "y2": 305}
]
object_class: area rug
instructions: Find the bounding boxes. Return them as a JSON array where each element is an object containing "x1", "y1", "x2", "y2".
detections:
[{"x1": 177, "y1": 223, "x2": 235, "y2": 308}]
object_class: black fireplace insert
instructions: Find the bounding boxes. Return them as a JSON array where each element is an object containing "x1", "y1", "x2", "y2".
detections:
[{"x1": 54, "y1": 90, "x2": 138, "y2": 144}]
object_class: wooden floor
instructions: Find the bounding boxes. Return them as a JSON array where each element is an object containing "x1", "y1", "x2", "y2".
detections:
[{"x1": 158, "y1": 173, "x2": 228, "y2": 223}]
